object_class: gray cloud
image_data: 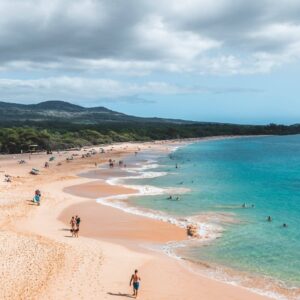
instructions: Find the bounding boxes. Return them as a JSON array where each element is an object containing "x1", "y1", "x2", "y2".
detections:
[
  {"x1": 0, "y1": 0, "x2": 298, "y2": 103},
  {"x1": 0, "y1": 0, "x2": 299, "y2": 75}
]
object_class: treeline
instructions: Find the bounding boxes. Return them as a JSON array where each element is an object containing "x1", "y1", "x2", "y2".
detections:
[{"x1": 0, "y1": 121, "x2": 300, "y2": 154}]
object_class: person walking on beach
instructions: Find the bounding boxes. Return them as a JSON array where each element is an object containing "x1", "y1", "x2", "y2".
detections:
[{"x1": 130, "y1": 269, "x2": 141, "y2": 298}]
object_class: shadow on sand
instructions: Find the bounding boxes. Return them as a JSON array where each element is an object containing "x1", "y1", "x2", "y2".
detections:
[
  {"x1": 26, "y1": 200, "x2": 37, "y2": 206},
  {"x1": 107, "y1": 292, "x2": 135, "y2": 298},
  {"x1": 60, "y1": 228, "x2": 71, "y2": 231}
]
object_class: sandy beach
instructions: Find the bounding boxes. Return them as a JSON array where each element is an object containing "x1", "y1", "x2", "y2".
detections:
[{"x1": 0, "y1": 139, "x2": 273, "y2": 299}]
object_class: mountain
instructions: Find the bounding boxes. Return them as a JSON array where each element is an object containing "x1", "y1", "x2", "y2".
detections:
[{"x1": 0, "y1": 100, "x2": 193, "y2": 125}]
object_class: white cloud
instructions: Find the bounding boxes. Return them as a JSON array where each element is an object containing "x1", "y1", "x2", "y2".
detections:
[
  {"x1": 0, "y1": 77, "x2": 186, "y2": 102},
  {"x1": 0, "y1": 76, "x2": 262, "y2": 104},
  {"x1": 135, "y1": 15, "x2": 221, "y2": 60}
]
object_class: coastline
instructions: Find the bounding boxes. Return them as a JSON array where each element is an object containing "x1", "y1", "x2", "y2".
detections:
[
  {"x1": 0, "y1": 137, "x2": 274, "y2": 299},
  {"x1": 62, "y1": 136, "x2": 294, "y2": 300}
]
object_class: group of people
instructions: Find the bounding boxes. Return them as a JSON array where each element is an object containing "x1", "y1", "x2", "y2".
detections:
[
  {"x1": 4, "y1": 174, "x2": 12, "y2": 182},
  {"x1": 267, "y1": 216, "x2": 288, "y2": 227},
  {"x1": 70, "y1": 215, "x2": 81, "y2": 237},
  {"x1": 241, "y1": 203, "x2": 255, "y2": 208},
  {"x1": 108, "y1": 158, "x2": 127, "y2": 168},
  {"x1": 167, "y1": 195, "x2": 179, "y2": 201}
]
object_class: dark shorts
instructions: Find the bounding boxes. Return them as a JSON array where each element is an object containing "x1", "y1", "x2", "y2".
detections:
[{"x1": 133, "y1": 282, "x2": 139, "y2": 290}]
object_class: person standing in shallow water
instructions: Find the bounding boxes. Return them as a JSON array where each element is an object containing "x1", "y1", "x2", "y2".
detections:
[{"x1": 130, "y1": 269, "x2": 141, "y2": 298}]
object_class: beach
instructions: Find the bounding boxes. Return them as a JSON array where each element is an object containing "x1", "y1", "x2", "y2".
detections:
[{"x1": 0, "y1": 139, "x2": 273, "y2": 299}]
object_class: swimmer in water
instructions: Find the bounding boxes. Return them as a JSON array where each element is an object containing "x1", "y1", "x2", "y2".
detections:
[
  {"x1": 283, "y1": 223, "x2": 288, "y2": 228},
  {"x1": 242, "y1": 203, "x2": 246, "y2": 208},
  {"x1": 267, "y1": 216, "x2": 272, "y2": 222}
]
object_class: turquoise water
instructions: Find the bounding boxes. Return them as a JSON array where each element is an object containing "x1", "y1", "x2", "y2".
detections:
[{"x1": 127, "y1": 135, "x2": 300, "y2": 290}]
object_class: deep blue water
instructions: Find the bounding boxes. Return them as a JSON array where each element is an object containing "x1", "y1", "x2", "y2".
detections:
[{"x1": 127, "y1": 135, "x2": 300, "y2": 288}]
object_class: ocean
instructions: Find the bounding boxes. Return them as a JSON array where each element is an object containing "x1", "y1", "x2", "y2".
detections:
[{"x1": 98, "y1": 135, "x2": 300, "y2": 299}]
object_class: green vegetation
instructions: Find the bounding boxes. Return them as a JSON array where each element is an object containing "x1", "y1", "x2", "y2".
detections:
[
  {"x1": 0, "y1": 100, "x2": 299, "y2": 154},
  {"x1": 1, "y1": 121, "x2": 300, "y2": 154}
]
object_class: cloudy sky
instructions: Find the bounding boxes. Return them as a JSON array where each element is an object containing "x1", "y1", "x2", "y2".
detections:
[{"x1": 1, "y1": 0, "x2": 300, "y2": 124}]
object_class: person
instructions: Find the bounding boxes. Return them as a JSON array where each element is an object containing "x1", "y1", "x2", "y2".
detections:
[
  {"x1": 33, "y1": 189, "x2": 41, "y2": 205},
  {"x1": 130, "y1": 269, "x2": 141, "y2": 298},
  {"x1": 242, "y1": 203, "x2": 246, "y2": 208},
  {"x1": 33, "y1": 193, "x2": 41, "y2": 206},
  {"x1": 75, "y1": 215, "x2": 81, "y2": 229},
  {"x1": 267, "y1": 216, "x2": 272, "y2": 222},
  {"x1": 283, "y1": 223, "x2": 288, "y2": 228},
  {"x1": 167, "y1": 195, "x2": 172, "y2": 200},
  {"x1": 70, "y1": 216, "x2": 76, "y2": 230}
]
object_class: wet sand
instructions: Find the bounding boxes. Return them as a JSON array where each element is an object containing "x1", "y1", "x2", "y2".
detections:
[{"x1": 59, "y1": 199, "x2": 187, "y2": 243}]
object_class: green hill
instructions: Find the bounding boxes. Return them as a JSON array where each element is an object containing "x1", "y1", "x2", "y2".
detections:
[
  {"x1": 0, "y1": 100, "x2": 299, "y2": 154},
  {"x1": 0, "y1": 100, "x2": 192, "y2": 125}
]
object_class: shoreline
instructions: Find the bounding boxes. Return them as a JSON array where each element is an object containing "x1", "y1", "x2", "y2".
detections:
[
  {"x1": 0, "y1": 137, "x2": 275, "y2": 299},
  {"x1": 61, "y1": 137, "x2": 282, "y2": 299},
  {"x1": 61, "y1": 135, "x2": 298, "y2": 300}
]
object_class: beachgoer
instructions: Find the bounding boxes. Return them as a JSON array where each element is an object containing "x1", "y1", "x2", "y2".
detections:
[
  {"x1": 33, "y1": 189, "x2": 41, "y2": 205},
  {"x1": 70, "y1": 216, "x2": 76, "y2": 230},
  {"x1": 283, "y1": 223, "x2": 288, "y2": 228},
  {"x1": 175, "y1": 164, "x2": 178, "y2": 169},
  {"x1": 33, "y1": 193, "x2": 41, "y2": 205},
  {"x1": 75, "y1": 215, "x2": 81, "y2": 229},
  {"x1": 267, "y1": 216, "x2": 272, "y2": 222},
  {"x1": 167, "y1": 195, "x2": 172, "y2": 200},
  {"x1": 130, "y1": 269, "x2": 141, "y2": 298},
  {"x1": 242, "y1": 203, "x2": 246, "y2": 208}
]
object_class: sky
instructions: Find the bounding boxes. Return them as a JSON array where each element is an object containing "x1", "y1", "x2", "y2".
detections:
[{"x1": 1, "y1": 0, "x2": 300, "y2": 124}]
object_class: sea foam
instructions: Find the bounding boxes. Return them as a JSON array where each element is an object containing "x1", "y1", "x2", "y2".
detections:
[{"x1": 96, "y1": 160, "x2": 222, "y2": 242}]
